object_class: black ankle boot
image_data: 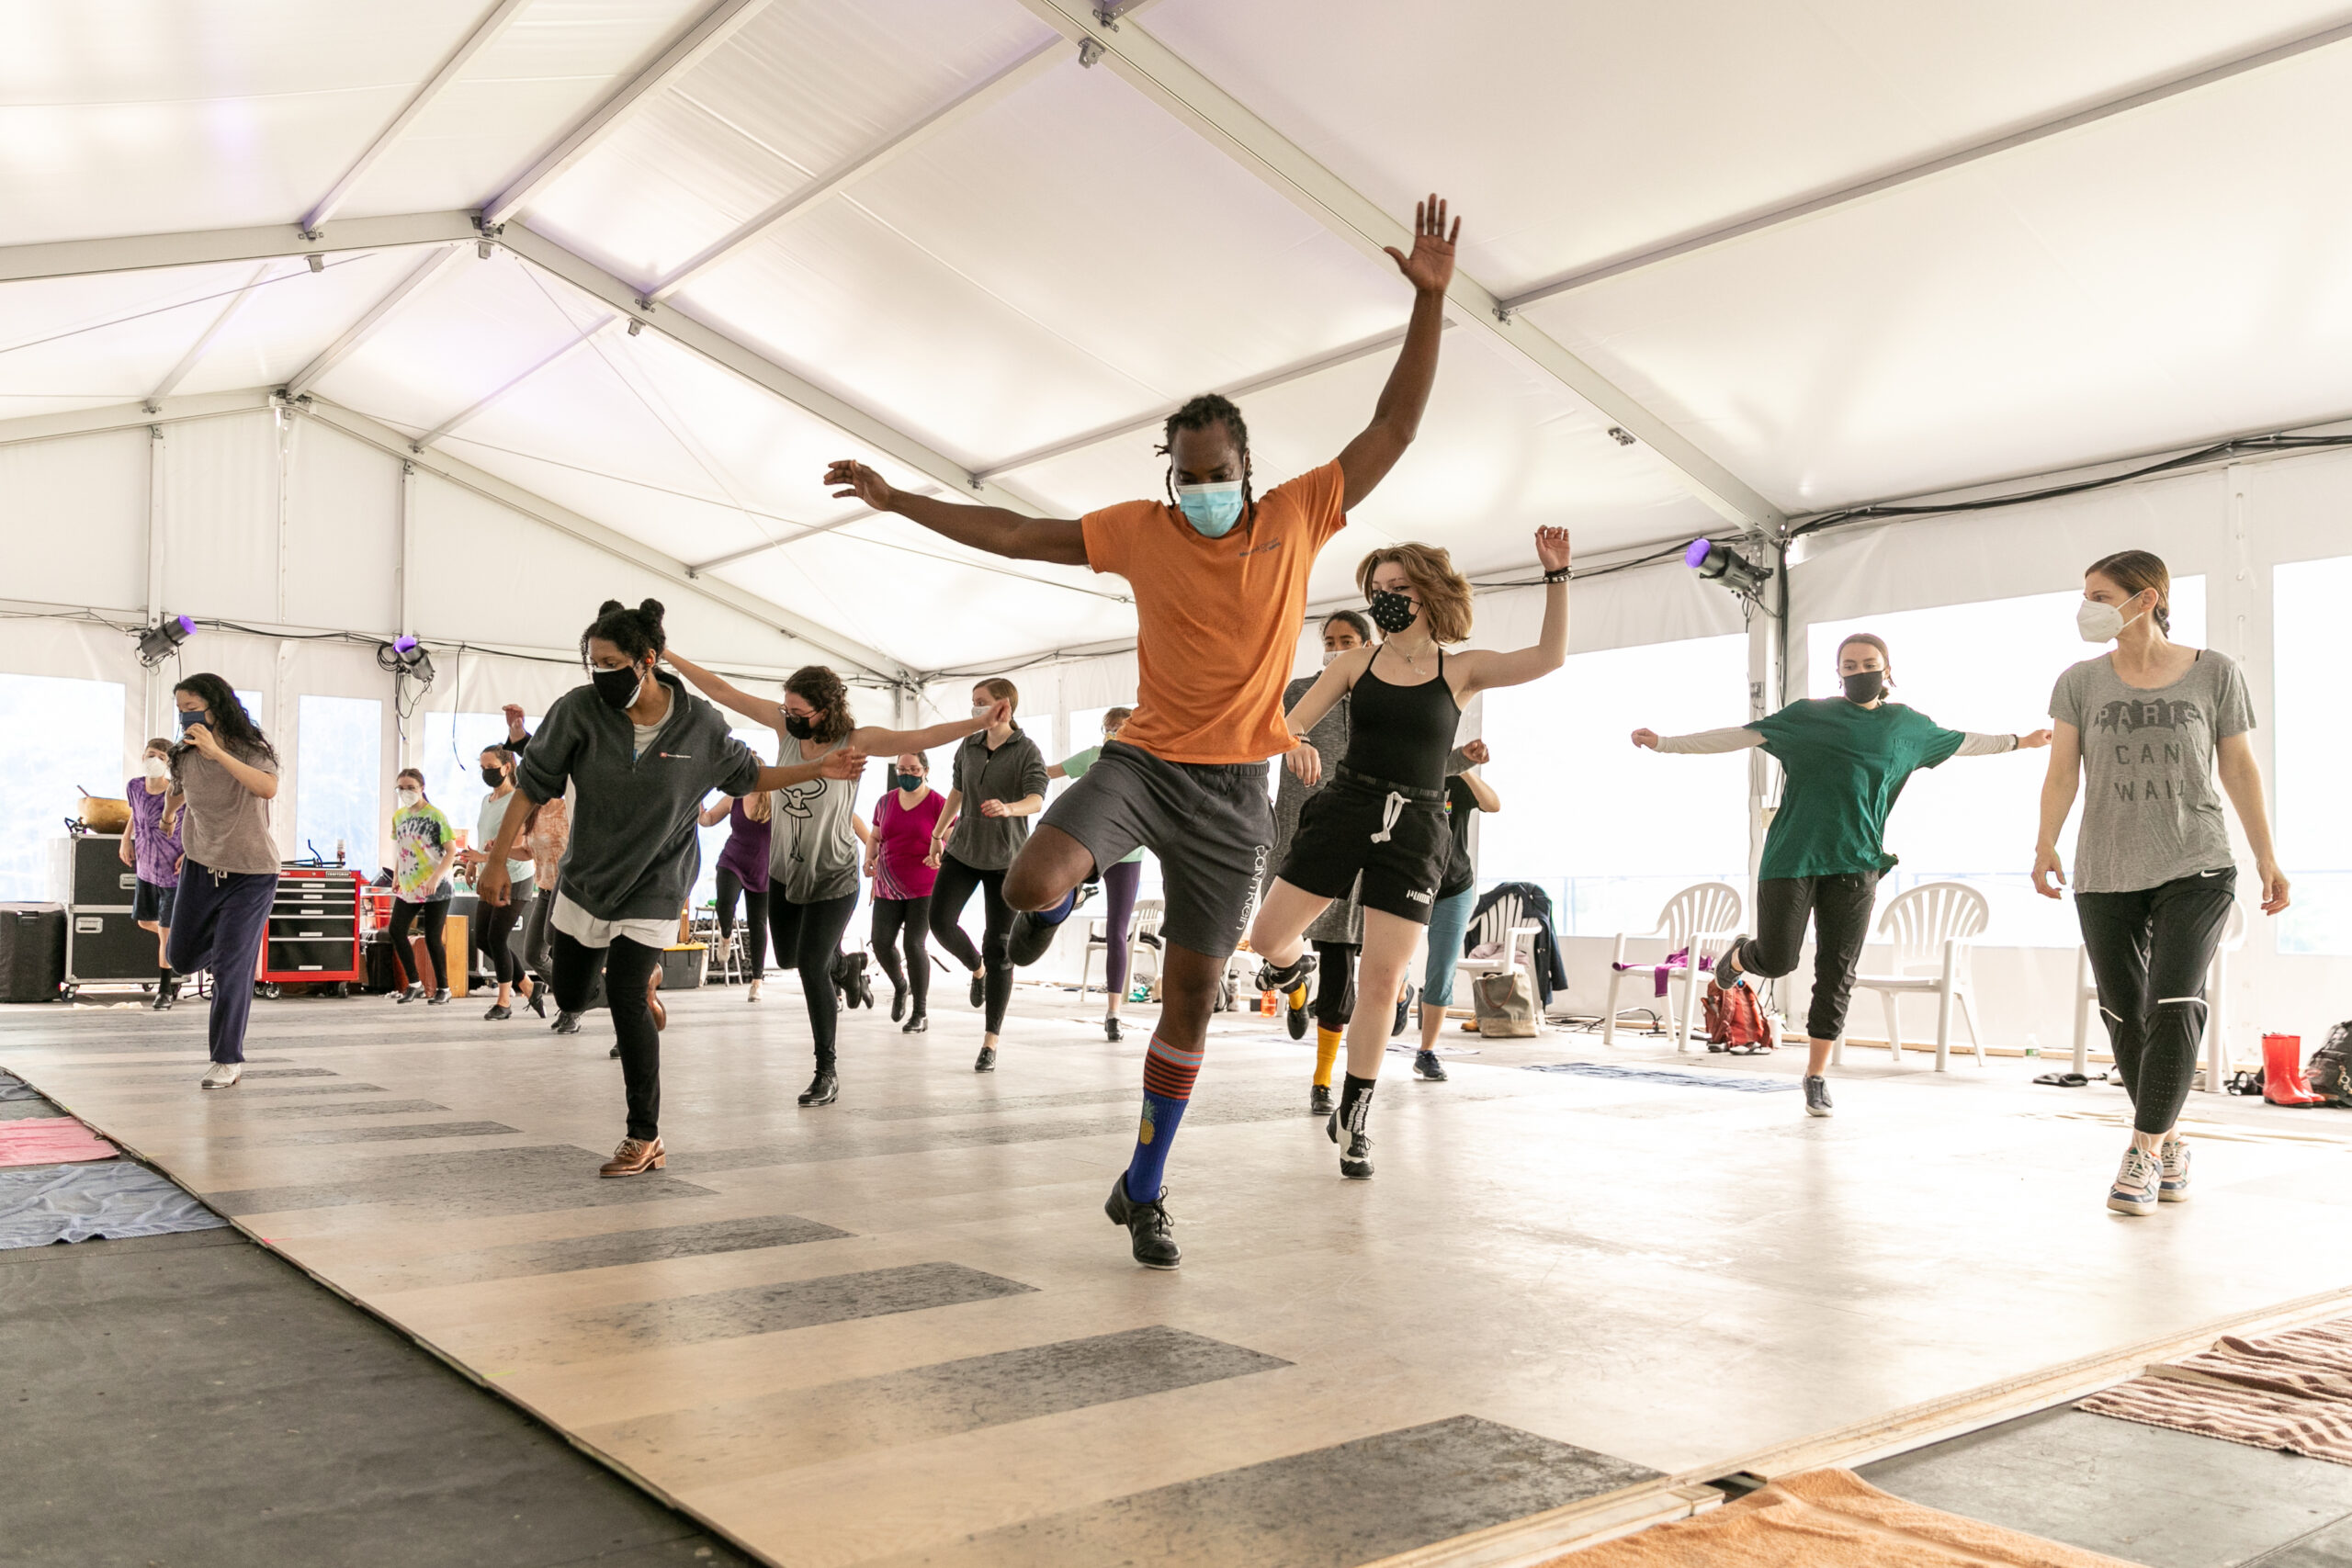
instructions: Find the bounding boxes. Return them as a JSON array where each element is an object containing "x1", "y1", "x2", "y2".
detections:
[
  {"x1": 1103, "y1": 1173, "x2": 1180, "y2": 1269},
  {"x1": 798, "y1": 1068, "x2": 839, "y2": 1107}
]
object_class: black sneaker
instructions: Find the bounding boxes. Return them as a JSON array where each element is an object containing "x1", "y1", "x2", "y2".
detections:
[
  {"x1": 1804, "y1": 1076, "x2": 1834, "y2": 1118},
  {"x1": 798, "y1": 1070, "x2": 839, "y2": 1107},
  {"x1": 393, "y1": 985, "x2": 420, "y2": 1005},
  {"x1": 969, "y1": 973, "x2": 985, "y2": 1008},
  {"x1": 902, "y1": 1013, "x2": 928, "y2": 1034},
  {"x1": 974, "y1": 1044, "x2": 997, "y2": 1073},
  {"x1": 890, "y1": 984, "x2": 908, "y2": 1023},
  {"x1": 153, "y1": 980, "x2": 178, "y2": 1012},
  {"x1": 1103, "y1": 1174, "x2": 1181, "y2": 1269},
  {"x1": 609, "y1": 1043, "x2": 621, "y2": 1059},
  {"x1": 1105, "y1": 1016, "x2": 1124, "y2": 1043},
  {"x1": 1714, "y1": 940, "x2": 1748, "y2": 991},
  {"x1": 1310, "y1": 1083, "x2": 1335, "y2": 1116},
  {"x1": 1254, "y1": 953, "x2": 1316, "y2": 994},
  {"x1": 483, "y1": 1003, "x2": 511, "y2": 1021},
  {"x1": 1285, "y1": 990, "x2": 1307, "y2": 1040},
  {"x1": 1414, "y1": 1049, "x2": 1448, "y2": 1081},
  {"x1": 1392, "y1": 984, "x2": 1415, "y2": 1038},
  {"x1": 1004, "y1": 900, "x2": 1078, "y2": 967},
  {"x1": 525, "y1": 987, "x2": 547, "y2": 1019},
  {"x1": 427, "y1": 987, "x2": 451, "y2": 1007},
  {"x1": 552, "y1": 1010, "x2": 582, "y2": 1035},
  {"x1": 1327, "y1": 1110, "x2": 1374, "y2": 1179}
]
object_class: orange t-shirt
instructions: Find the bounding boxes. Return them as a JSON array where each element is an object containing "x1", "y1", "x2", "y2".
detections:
[{"x1": 1081, "y1": 462, "x2": 1348, "y2": 764}]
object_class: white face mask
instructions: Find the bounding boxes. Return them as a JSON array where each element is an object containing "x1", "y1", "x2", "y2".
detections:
[
  {"x1": 142, "y1": 756, "x2": 169, "y2": 780},
  {"x1": 972, "y1": 704, "x2": 991, "y2": 720},
  {"x1": 2076, "y1": 595, "x2": 2144, "y2": 644},
  {"x1": 395, "y1": 788, "x2": 421, "y2": 809}
]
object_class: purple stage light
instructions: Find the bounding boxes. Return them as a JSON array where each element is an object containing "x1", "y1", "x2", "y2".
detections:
[{"x1": 1683, "y1": 537, "x2": 1714, "y2": 569}]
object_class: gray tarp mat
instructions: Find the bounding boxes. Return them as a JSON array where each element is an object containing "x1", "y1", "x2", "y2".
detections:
[
  {"x1": 0, "y1": 1069, "x2": 45, "y2": 1101},
  {"x1": 0, "y1": 1161, "x2": 229, "y2": 1247},
  {"x1": 1524, "y1": 1062, "x2": 1795, "y2": 1093}
]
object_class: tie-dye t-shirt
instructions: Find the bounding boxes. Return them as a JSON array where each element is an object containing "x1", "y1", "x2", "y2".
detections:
[{"x1": 391, "y1": 801, "x2": 455, "y2": 902}]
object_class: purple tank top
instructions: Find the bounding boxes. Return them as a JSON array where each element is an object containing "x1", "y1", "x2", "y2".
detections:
[{"x1": 715, "y1": 796, "x2": 771, "y2": 893}]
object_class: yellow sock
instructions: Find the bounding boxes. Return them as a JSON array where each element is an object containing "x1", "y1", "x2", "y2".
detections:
[
  {"x1": 1313, "y1": 1028, "x2": 1341, "y2": 1087},
  {"x1": 1288, "y1": 985, "x2": 1307, "y2": 1010}
]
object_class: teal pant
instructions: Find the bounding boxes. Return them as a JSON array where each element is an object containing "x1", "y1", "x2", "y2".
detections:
[{"x1": 1421, "y1": 887, "x2": 1476, "y2": 1008}]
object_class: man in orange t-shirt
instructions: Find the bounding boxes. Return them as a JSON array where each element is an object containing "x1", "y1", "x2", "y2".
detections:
[{"x1": 821, "y1": 195, "x2": 1461, "y2": 1270}]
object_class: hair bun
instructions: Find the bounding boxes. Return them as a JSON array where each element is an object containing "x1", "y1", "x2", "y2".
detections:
[
  {"x1": 637, "y1": 598, "x2": 666, "y2": 626},
  {"x1": 597, "y1": 599, "x2": 626, "y2": 616}
]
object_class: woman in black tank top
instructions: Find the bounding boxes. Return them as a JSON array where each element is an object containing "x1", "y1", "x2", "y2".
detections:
[{"x1": 1249, "y1": 527, "x2": 1575, "y2": 1180}]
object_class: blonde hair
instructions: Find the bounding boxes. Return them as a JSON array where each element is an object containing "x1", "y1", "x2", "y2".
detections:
[
  {"x1": 1356, "y1": 543, "x2": 1475, "y2": 645},
  {"x1": 741, "y1": 790, "x2": 772, "y2": 823}
]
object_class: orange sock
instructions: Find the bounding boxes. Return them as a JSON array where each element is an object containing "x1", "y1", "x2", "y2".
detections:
[{"x1": 1313, "y1": 1028, "x2": 1341, "y2": 1087}]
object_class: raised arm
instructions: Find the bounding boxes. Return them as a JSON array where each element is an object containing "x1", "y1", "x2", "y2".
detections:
[
  {"x1": 664, "y1": 650, "x2": 786, "y2": 730},
  {"x1": 2031, "y1": 721, "x2": 2084, "y2": 897},
  {"x1": 697, "y1": 796, "x2": 735, "y2": 829},
  {"x1": 1335, "y1": 196, "x2": 1459, "y2": 508},
  {"x1": 1455, "y1": 528, "x2": 1570, "y2": 696},
  {"x1": 2216, "y1": 731, "x2": 2290, "y2": 914},
  {"x1": 1952, "y1": 728, "x2": 2052, "y2": 757},
  {"x1": 752, "y1": 749, "x2": 866, "y2": 795},
  {"x1": 1280, "y1": 649, "x2": 1367, "y2": 786},
  {"x1": 849, "y1": 699, "x2": 1007, "y2": 757},
  {"x1": 821, "y1": 464, "x2": 1087, "y2": 566}
]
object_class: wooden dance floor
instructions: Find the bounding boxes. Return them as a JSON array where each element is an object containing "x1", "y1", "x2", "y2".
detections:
[{"x1": 7, "y1": 983, "x2": 2352, "y2": 1567}]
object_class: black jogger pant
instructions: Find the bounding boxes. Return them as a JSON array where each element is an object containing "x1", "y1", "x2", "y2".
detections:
[
  {"x1": 550, "y1": 929, "x2": 664, "y2": 1141},
  {"x1": 769, "y1": 891, "x2": 860, "y2": 1066},
  {"x1": 2076, "y1": 866, "x2": 2237, "y2": 1136},
  {"x1": 1738, "y1": 871, "x2": 1881, "y2": 1043},
  {"x1": 522, "y1": 888, "x2": 554, "y2": 979},
  {"x1": 475, "y1": 881, "x2": 531, "y2": 986},
  {"x1": 388, "y1": 897, "x2": 449, "y2": 990},
  {"x1": 930, "y1": 852, "x2": 1012, "y2": 1034},
  {"x1": 871, "y1": 895, "x2": 933, "y2": 1018},
  {"x1": 714, "y1": 867, "x2": 770, "y2": 979}
]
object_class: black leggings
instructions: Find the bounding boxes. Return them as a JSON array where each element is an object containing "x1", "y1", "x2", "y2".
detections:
[
  {"x1": 2077, "y1": 867, "x2": 2237, "y2": 1136},
  {"x1": 551, "y1": 929, "x2": 664, "y2": 1141},
  {"x1": 769, "y1": 891, "x2": 860, "y2": 1066},
  {"x1": 1313, "y1": 940, "x2": 1359, "y2": 1031},
  {"x1": 388, "y1": 897, "x2": 449, "y2": 990},
  {"x1": 1737, "y1": 872, "x2": 1879, "y2": 1043},
  {"x1": 931, "y1": 852, "x2": 1013, "y2": 1034},
  {"x1": 872, "y1": 896, "x2": 933, "y2": 1017},
  {"x1": 714, "y1": 868, "x2": 770, "y2": 978},
  {"x1": 475, "y1": 881, "x2": 532, "y2": 986}
]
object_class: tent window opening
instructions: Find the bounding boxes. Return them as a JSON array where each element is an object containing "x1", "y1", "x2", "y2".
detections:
[
  {"x1": 294, "y1": 694, "x2": 381, "y2": 873},
  {"x1": 2275, "y1": 556, "x2": 2350, "y2": 954},
  {"x1": 0, "y1": 674, "x2": 126, "y2": 902}
]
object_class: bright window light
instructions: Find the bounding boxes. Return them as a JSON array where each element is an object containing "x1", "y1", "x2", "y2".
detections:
[
  {"x1": 2275, "y1": 556, "x2": 2352, "y2": 954},
  {"x1": 420, "y1": 711, "x2": 533, "y2": 853},
  {"x1": 1807, "y1": 578, "x2": 2206, "y2": 946},
  {"x1": 1482, "y1": 635, "x2": 1750, "y2": 936},
  {"x1": 295, "y1": 695, "x2": 381, "y2": 872},
  {"x1": 0, "y1": 675, "x2": 125, "y2": 901}
]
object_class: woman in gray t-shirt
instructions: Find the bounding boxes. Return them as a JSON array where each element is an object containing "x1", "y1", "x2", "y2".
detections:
[
  {"x1": 163, "y1": 673, "x2": 282, "y2": 1092},
  {"x1": 664, "y1": 651, "x2": 1004, "y2": 1107},
  {"x1": 2034, "y1": 550, "x2": 2289, "y2": 1220}
]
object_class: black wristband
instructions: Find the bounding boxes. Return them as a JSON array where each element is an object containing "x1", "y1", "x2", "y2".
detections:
[{"x1": 1543, "y1": 568, "x2": 1570, "y2": 583}]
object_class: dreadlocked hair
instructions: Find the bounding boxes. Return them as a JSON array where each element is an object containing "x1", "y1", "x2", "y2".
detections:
[
  {"x1": 580, "y1": 598, "x2": 666, "y2": 668},
  {"x1": 785, "y1": 665, "x2": 855, "y2": 746},
  {"x1": 1156, "y1": 392, "x2": 1255, "y2": 523}
]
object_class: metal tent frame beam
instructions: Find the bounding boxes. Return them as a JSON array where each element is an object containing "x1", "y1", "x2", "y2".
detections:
[
  {"x1": 1009, "y1": 0, "x2": 1783, "y2": 527},
  {"x1": 284, "y1": 243, "x2": 470, "y2": 399},
  {"x1": 0, "y1": 212, "x2": 478, "y2": 287},
  {"x1": 1500, "y1": 13, "x2": 2352, "y2": 314},
  {"x1": 481, "y1": 0, "x2": 778, "y2": 226},
  {"x1": 145, "y1": 262, "x2": 278, "y2": 407}
]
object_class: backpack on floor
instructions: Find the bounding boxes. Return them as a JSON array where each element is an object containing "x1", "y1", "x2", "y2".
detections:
[
  {"x1": 1702, "y1": 980, "x2": 1776, "y2": 1055},
  {"x1": 2309, "y1": 1022, "x2": 2352, "y2": 1106}
]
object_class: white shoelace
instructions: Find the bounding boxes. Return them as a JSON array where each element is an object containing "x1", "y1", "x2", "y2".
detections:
[
  {"x1": 2115, "y1": 1147, "x2": 2157, "y2": 1191},
  {"x1": 1370, "y1": 790, "x2": 1409, "y2": 844}
]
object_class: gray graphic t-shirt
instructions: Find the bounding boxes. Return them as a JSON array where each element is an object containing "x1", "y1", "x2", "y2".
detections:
[
  {"x1": 2050, "y1": 649, "x2": 2254, "y2": 894},
  {"x1": 769, "y1": 733, "x2": 862, "y2": 905}
]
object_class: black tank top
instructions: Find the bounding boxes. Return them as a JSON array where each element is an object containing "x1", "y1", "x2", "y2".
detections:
[{"x1": 1340, "y1": 648, "x2": 1460, "y2": 792}]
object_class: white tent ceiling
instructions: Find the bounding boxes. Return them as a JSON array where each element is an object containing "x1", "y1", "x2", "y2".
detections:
[{"x1": 6, "y1": 0, "x2": 2352, "y2": 676}]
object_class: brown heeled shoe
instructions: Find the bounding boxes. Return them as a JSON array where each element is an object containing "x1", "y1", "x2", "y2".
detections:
[
  {"x1": 599, "y1": 1136, "x2": 665, "y2": 1177},
  {"x1": 646, "y1": 968, "x2": 666, "y2": 1032}
]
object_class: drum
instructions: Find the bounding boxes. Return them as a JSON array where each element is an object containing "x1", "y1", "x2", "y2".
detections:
[{"x1": 76, "y1": 795, "x2": 131, "y2": 834}]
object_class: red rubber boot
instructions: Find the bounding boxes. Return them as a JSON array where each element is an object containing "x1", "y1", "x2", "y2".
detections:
[{"x1": 2264, "y1": 1032, "x2": 2324, "y2": 1106}]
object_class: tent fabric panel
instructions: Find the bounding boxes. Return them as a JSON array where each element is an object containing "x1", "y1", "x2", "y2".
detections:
[
  {"x1": 0, "y1": 262, "x2": 281, "y2": 409},
  {"x1": 0, "y1": 427, "x2": 151, "y2": 615},
  {"x1": 161, "y1": 412, "x2": 283, "y2": 628},
  {"x1": 285, "y1": 422, "x2": 401, "y2": 637},
  {"x1": 174, "y1": 249, "x2": 435, "y2": 398}
]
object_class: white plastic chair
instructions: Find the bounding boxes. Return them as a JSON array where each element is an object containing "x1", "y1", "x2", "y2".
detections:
[
  {"x1": 2072, "y1": 900, "x2": 2245, "y2": 1091},
  {"x1": 1081, "y1": 897, "x2": 1162, "y2": 999},
  {"x1": 1847, "y1": 882, "x2": 1987, "y2": 1071},
  {"x1": 1456, "y1": 891, "x2": 1548, "y2": 1035},
  {"x1": 1600, "y1": 882, "x2": 1745, "y2": 1053}
]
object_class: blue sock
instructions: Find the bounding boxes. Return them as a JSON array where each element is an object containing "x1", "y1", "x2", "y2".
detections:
[
  {"x1": 1124, "y1": 1032, "x2": 1200, "y2": 1201},
  {"x1": 1034, "y1": 886, "x2": 1080, "y2": 927}
]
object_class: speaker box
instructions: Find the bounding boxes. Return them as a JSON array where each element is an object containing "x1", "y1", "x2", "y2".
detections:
[
  {"x1": 51, "y1": 835, "x2": 140, "y2": 907},
  {"x1": 0, "y1": 904, "x2": 65, "y2": 1003}
]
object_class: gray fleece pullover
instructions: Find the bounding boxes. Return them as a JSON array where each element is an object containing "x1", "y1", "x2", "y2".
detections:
[{"x1": 514, "y1": 671, "x2": 762, "y2": 922}]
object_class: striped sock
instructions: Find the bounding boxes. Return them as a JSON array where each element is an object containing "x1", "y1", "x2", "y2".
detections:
[
  {"x1": 1124, "y1": 1032, "x2": 1202, "y2": 1202},
  {"x1": 1313, "y1": 1028, "x2": 1341, "y2": 1088}
]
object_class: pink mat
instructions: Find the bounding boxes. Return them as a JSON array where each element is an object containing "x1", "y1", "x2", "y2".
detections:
[{"x1": 0, "y1": 1118, "x2": 119, "y2": 1168}]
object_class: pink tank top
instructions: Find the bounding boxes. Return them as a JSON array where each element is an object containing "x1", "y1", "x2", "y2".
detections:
[{"x1": 874, "y1": 789, "x2": 945, "y2": 900}]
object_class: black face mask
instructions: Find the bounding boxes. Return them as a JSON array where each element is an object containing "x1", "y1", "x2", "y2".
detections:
[
  {"x1": 784, "y1": 715, "x2": 817, "y2": 740},
  {"x1": 1368, "y1": 590, "x2": 1418, "y2": 636},
  {"x1": 1841, "y1": 670, "x2": 1887, "y2": 704},
  {"x1": 481, "y1": 766, "x2": 505, "y2": 788},
  {"x1": 895, "y1": 771, "x2": 922, "y2": 792},
  {"x1": 590, "y1": 662, "x2": 644, "y2": 710}
]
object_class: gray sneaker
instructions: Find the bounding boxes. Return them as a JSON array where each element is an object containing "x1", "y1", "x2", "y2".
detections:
[
  {"x1": 2109, "y1": 1147, "x2": 2160, "y2": 1216},
  {"x1": 2157, "y1": 1138, "x2": 2191, "y2": 1202},
  {"x1": 1803, "y1": 1076, "x2": 1833, "y2": 1118},
  {"x1": 1713, "y1": 941, "x2": 1748, "y2": 991}
]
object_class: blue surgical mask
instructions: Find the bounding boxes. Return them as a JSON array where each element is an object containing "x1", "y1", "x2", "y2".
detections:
[
  {"x1": 175, "y1": 708, "x2": 207, "y2": 734},
  {"x1": 1173, "y1": 479, "x2": 1245, "y2": 538}
]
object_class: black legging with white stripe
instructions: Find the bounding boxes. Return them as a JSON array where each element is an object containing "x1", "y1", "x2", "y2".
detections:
[{"x1": 2075, "y1": 867, "x2": 2236, "y2": 1134}]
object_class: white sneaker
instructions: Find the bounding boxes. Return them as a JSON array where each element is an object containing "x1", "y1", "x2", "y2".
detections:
[
  {"x1": 199, "y1": 1062, "x2": 243, "y2": 1090},
  {"x1": 2108, "y1": 1147, "x2": 2159, "y2": 1216},
  {"x1": 2158, "y1": 1138, "x2": 2191, "y2": 1202}
]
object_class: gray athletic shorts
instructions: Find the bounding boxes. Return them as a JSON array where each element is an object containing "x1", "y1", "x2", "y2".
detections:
[{"x1": 1039, "y1": 739, "x2": 1272, "y2": 959}]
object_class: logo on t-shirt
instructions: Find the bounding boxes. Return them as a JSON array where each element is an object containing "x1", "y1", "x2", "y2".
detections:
[
  {"x1": 2094, "y1": 698, "x2": 2203, "y2": 735},
  {"x1": 777, "y1": 779, "x2": 823, "y2": 820}
]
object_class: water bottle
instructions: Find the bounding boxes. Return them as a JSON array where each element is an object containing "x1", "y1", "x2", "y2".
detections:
[{"x1": 335, "y1": 838, "x2": 346, "y2": 865}]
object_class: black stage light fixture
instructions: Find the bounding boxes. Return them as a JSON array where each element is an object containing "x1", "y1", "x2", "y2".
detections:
[
  {"x1": 377, "y1": 634, "x2": 435, "y2": 687},
  {"x1": 1684, "y1": 537, "x2": 1774, "y2": 599},
  {"x1": 137, "y1": 614, "x2": 196, "y2": 667}
]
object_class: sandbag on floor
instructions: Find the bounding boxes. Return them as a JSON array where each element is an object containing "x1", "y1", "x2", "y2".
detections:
[
  {"x1": 1546, "y1": 1468, "x2": 2135, "y2": 1567},
  {"x1": 0, "y1": 1160, "x2": 227, "y2": 1247}
]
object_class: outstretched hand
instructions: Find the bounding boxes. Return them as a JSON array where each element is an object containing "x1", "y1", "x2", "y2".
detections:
[
  {"x1": 1630, "y1": 728, "x2": 1661, "y2": 750},
  {"x1": 978, "y1": 698, "x2": 1012, "y2": 728},
  {"x1": 820, "y1": 747, "x2": 868, "y2": 781},
  {"x1": 823, "y1": 460, "x2": 896, "y2": 512},
  {"x1": 1383, "y1": 195, "x2": 1460, "y2": 295},
  {"x1": 2016, "y1": 728, "x2": 2053, "y2": 750},
  {"x1": 1534, "y1": 525, "x2": 1572, "y2": 575}
]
